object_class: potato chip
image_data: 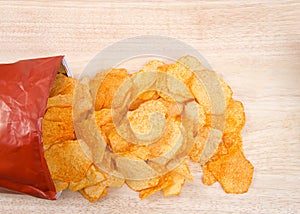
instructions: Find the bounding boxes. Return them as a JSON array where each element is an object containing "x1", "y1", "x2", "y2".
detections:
[
  {"x1": 129, "y1": 90, "x2": 160, "y2": 110},
  {"x1": 95, "y1": 109, "x2": 113, "y2": 127},
  {"x1": 127, "y1": 145, "x2": 150, "y2": 160},
  {"x1": 102, "y1": 174, "x2": 125, "y2": 188},
  {"x1": 204, "y1": 132, "x2": 242, "y2": 164},
  {"x1": 95, "y1": 109, "x2": 151, "y2": 159},
  {"x1": 140, "y1": 60, "x2": 166, "y2": 73},
  {"x1": 77, "y1": 163, "x2": 123, "y2": 202},
  {"x1": 138, "y1": 161, "x2": 192, "y2": 199},
  {"x1": 177, "y1": 55, "x2": 206, "y2": 72},
  {"x1": 147, "y1": 118, "x2": 182, "y2": 159},
  {"x1": 69, "y1": 164, "x2": 106, "y2": 192},
  {"x1": 46, "y1": 94, "x2": 73, "y2": 109},
  {"x1": 202, "y1": 165, "x2": 216, "y2": 186},
  {"x1": 172, "y1": 161, "x2": 193, "y2": 182},
  {"x1": 53, "y1": 180, "x2": 69, "y2": 192},
  {"x1": 139, "y1": 177, "x2": 170, "y2": 199},
  {"x1": 162, "y1": 173, "x2": 185, "y2": 197},
  {"x1": 42, "y1": 119, "x2": 75, "y2": 150},
  {"x1": 198, "y1": 128, "x2": 223, "y2": 165},
  {"x1": 127, "y1": 99, "x2": 168, "y2": 135},
  {"x1": 93, "y1": 68, "x2": 129, "y2": 110},
  {"x1": 208, "y1": 142, "x2": 228, "y2": 162},
  {"x1": 177, "y1": 55, "x2": 232, "y2": 107},
  {"x1": 138, "y1": 90, "x2": 159, "y2": 101},
  {"x1": 124, "y1": 99, "x2": 168, "y2": 145},
  {"x1": 108, "y1": 129, "x2": 133, "y2": 154},
  {"x1": 126, "y1": 177, "x2": 160, "y2": 191},
  {"x1": 44, "y1": 140, "x2": 92, "y2": 182},
  {"x1": 189, "y1": 73, "x2": 211, "y2": 114},
  {"x1": 116, "y1": 156, "x2": 158, "y2": 181},
  {"x1": 189, "y1": 126, "x2": 210, "y2": 162},
  {"x1": 43, "y1": 107, "x2": 72, "y2": 122},
  {"x1": 165, "y1": 61, "x2": 193, "y2": 84},
  {"x1": 157, "y1": 72, "x2": 194, "y2": 104},
  {"x1": 218, "y1": 77, "x2": 233, "y2": 106},
  {"x1": 99, "y1": 123, "x2": 115, "y2": 141},
  {"x1": 43, "y1": 103, "x2": 74, "y2": 150},
  {"x1": 80, "y1": 183, "x2": 107, "y2": 202},
  {"x1": 223, "y1": 132, "x2": 243, "y2": 152},
  {"x1": 224, "y1": 99, "x2": 245, "y2": 134},
  {"x1": 190, "y1": 71, "x2": 229, "y2": 116},
  {"x1": 50, "y1": 73, "x2": 77, "y2": 97},
  {"x1": 158, "y1": 98, "x2": 183, "y2": 117},
  {"x1": 206, "y1": 148, "x2": 254, "y2": 194}
]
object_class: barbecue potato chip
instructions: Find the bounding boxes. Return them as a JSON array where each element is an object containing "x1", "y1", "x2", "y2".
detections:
[
  {"x1": 218, "y1": 77, "x2": 233, "y2": 106},
  {"x1": 46, "y1": 94, "x2": 73, "y2": 109},
  {"x1": 126, "y1": 177, "x2": 160, "y2": 191},
  {"x1": 202, "y1": 165, "x2": 217, "y2": 186},
  {"x1": 147, "y1": 118, "x2": 182, "y2": 159},
  {"x1": 53, "y1": 180, "x2": 69, "y2": 192},
  {"x1": 93, "y1": 68, "x2": 129, "y2": 110},
  {"x1": 138, "y1": 90, "x2": 160, "y2": 101},
  {"x1": 165, "y1": 61, "x2": 193, "y2": 84},
  {"x1": 140, "y1": 60, "x2": 166, "y2": 73},
  {"x1": 189, "y1": 126, "x2": 210, "y2": 162},
  {"x1": 125, "y1": 145, "x2": 150, "y2": 160},
  {"x1": 78, "y1": 168, "x2": 124, "y2": 202},
  {"x1": 127, "y1": 99, "x2": 168, "y2": 135},
  {"x1": 69, "y1": 164, "x2": 106, "y2": 192},
  {"x1": 42, "y1": 119, "x2": 75, "y2": 150},
  {"x1": 43, "y1": 107, "x2": 72, "y2": 122},
  {"x1": 50, "y1": 73, "x2": 77, "y2": 97},
  {"x1": 162, "y1": 173, "x2": 185, "y2": 197},
  {"x1": 108, "y1": 129, "x2": 133, "y2": 154},
  {"x1": 189, "y1": 73, "x2": 211, "y2": 114},
  {"x1": 43, "y1": 74, "x2": 76, "y2": 150},
  {"x1": 139, "y1": 161, "x2": 192, "y2": 199},
  {"x1": 116, "y1": 156, "x2": 158, "y2": 181},
  {"x1": 95, "y1": 109, "x2": 113, "y2": 128},
  {"x1": 158, "y1": 98, "x2": 183, "y2": 117},
  {"x1": 198, "y1": 128, "x2": 223, "y2": 165},
  {"x1": 172, "y1": 161, "x2": 193, "y2": 182},
  {"x1": 139, "y1": 177, "x2": 170, "y2": 199},
  {"x1": 129, "y1": 90, "x2": 160, "y2": 110},
  {"x1": 224, "y1": 99, "x2": 245, "y2": 134},
  {"x1": 177, "y1": 55, "x2": 206, "y2": 72},
  {"x1": 102, "y1": 174, "x2": 125, "y2": 188},
  {"x1": 44, "y1": 140, "x2": 92, "y2": 182},
  {"x1": 206, "y1": 148, "x2": 254, "y2": 194},
  {"x1": 80, "y1": 183, "x2": 107, "y2": 202}
]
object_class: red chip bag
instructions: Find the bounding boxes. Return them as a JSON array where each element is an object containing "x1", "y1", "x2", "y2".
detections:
[{"x1": 0, "y1": 56, "x2": 67, "y2": 200}]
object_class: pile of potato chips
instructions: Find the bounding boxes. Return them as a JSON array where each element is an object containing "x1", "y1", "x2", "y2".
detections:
[{"x1": 43, "y1": 56, "x2": 254, "y2": 202}]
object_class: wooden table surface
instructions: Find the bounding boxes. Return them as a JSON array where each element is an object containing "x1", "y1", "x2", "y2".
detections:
[{"x1": 0, "y1": 1, "x2": 299, "y2": 213}]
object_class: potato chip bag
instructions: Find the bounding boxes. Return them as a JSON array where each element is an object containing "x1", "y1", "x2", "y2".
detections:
[{"x1": 0, "y1": 56, "x2": 69, "y2": 200}]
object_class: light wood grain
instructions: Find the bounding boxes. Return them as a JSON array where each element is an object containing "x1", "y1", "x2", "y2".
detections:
[{"x1": 0, "y1": 1, "x2": 299, "y2": 213}]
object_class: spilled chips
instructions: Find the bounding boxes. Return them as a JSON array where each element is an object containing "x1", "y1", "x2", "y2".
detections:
[
  {"x1": 43, "y1": 56, "x2": 253, "y2": 202},
  {"x1": 43, "y1": 74, "x2": 122, "y2": 202}
]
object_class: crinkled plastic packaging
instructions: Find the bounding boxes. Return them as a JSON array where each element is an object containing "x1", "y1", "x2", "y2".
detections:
[{"x1": 0, "y1": 56, "x2": 72, "y2": 200}]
